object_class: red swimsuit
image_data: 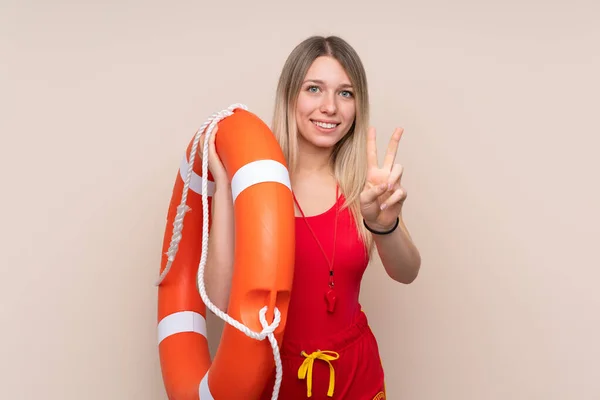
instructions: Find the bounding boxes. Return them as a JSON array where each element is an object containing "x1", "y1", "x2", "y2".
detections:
[{"x1": 260, "y1": 193, "x2": 387, "y2": 400}]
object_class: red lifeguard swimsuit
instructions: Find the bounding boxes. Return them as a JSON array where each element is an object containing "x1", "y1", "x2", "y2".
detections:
[{"x1": 260, "y1": 193, "x2": 387, "y2": 400}]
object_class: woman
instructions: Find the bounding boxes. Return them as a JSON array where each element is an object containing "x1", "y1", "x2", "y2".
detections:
[{"x1": 203, "y1": 35, "x2": 421, "y2": 399}]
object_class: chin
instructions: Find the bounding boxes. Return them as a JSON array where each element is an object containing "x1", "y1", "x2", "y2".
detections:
[
  {"x1": 317, "y1": 137, "x2": 343, "y2": 149},
  {"x1": 302, "y1": 134, "x2": 343, "y2": 150}
]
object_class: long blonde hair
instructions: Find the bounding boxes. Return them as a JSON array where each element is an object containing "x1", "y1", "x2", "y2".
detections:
[{"x1": 271, "y1": 35, "x2": 373, "y2": 252}]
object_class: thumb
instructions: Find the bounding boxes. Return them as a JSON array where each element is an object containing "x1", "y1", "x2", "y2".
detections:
[
  {"x1": 197, "y1": 131, "x2": 206, "y2": 158},
  {"x1": 360, "y1": 183, "x2": 387, "y2": 205}
]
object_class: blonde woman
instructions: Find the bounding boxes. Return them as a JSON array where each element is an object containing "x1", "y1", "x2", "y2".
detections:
[{"x1": 203, "y1": 36, "x2": 421, "y2": 399}]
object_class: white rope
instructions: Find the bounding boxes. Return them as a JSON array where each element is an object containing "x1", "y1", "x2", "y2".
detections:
[
  {"x1": 156, "y1": 104, "x2": 283, "y2": 400},
  {"x1": 155, "y1": 107, "x2": 222, "y2": 287}
]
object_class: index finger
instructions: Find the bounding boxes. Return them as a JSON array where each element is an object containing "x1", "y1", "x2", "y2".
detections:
[
  {"x1": 366, "y1": 127, "x2": 378, "y2": 168},
  {"x1": 382, "y1": 127, "x2": 404, "y2": 169},
  {"x1": 209, "y1": 125, "x2": 219, "y2": 144}
]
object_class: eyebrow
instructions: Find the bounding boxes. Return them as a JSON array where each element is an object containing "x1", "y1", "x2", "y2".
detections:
[{"x1": 303, "y1": 79, "x2": 353, "y2": 89}]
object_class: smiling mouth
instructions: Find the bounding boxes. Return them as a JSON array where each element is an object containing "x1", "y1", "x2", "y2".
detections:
[{"x1": 311, "y1": 120, "x2": 340, "y2": 129}]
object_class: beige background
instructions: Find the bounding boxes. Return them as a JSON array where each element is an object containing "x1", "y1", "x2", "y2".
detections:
[{"x1": 2, "y1": 0, "x2": 599, "y2": 399}]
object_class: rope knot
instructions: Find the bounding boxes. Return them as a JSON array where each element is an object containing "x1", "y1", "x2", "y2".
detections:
[
  {"x1": 176, "y1": 204, "x2": 191, "y2": 214},
  {"x1": 258, "y1": 306, "x2": 281, "y2": 340}
]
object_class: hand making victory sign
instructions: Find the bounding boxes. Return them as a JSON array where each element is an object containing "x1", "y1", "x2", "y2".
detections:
[{"x1": 360, "y1": 126, "x2": 407, "y2": 232}]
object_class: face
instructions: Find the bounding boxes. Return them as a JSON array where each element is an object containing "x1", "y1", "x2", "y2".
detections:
[{"x1": 295, "y1": 56, "x2": 356, "y2": 150}]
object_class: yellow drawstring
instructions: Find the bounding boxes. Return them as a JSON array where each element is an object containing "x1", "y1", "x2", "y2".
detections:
[{"x1": 298, "y1": 350, "x2": 340, "y2": 397}]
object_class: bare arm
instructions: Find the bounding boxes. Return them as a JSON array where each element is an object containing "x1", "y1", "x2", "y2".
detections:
[
  {"x1": 362, "y1": 126, "x2": 421, "y2": 284},
  {"x1": 368, "y1": 212, "x2": 421, "y2": 284},
  {"x1": 204, "y1": 182, "x2": 235, "y2": 312},
  {"x1": 201, "y1": 126, "x2": 236, "y2": 312}
]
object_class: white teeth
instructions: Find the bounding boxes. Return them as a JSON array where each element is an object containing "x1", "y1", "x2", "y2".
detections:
[{"x1": 313, "y1": 121, "x2": 337, "y2": 129}]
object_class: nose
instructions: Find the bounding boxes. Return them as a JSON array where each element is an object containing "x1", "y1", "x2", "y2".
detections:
[{"x1": 319, "y1": 92, "x2": 337, "y2": 115}]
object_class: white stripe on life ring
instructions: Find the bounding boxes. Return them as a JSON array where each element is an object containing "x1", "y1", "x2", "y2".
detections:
[
  {"x1": 230, "y1": 159, "x2": 291, "y2": 202},
  {"x1": 179, "y1": 156, "x2": 216, "y2": 197},
  {"x1": 199, "y1": 372, "x2": 214, "y2": 399},
  {"x1": 157, "y1": 311, "x2": 207, "y2": 344}
]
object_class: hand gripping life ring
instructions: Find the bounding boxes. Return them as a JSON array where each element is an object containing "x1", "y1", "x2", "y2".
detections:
[{"x1": 155, "y1": 104, "x2": 295, "y2": 399}]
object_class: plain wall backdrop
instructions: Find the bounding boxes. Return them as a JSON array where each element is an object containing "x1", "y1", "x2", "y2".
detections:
[{"x1": 2, "y1": 0, "x2": 599, "y2": 399}]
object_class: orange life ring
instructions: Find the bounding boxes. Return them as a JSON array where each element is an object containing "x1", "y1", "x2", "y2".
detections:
[{"x1": 156, "y1": 104, "x2": 295, "y2": 399}]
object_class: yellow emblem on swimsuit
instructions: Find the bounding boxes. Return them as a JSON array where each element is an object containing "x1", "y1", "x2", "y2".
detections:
[{"x1": 372, "y1": 391, "x2": 386, "y2": 399}]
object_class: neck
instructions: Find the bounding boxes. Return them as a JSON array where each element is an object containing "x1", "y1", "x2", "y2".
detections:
[{"x1": 294, "y1": 137, "x2": 334, "y2": 177}]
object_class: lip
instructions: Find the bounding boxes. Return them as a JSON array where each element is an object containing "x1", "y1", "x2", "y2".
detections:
[
  {"x1": 311, "y1": 119, "x2": 340, "y2": 124},
  {"x1": 311, "y1": 120, "x2": 340, "y2": 133}
]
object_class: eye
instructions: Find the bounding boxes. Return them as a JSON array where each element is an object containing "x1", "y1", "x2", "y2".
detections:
[
  {"x1": 307, "y1": 85, "x2": 320, "y2": 93},
  {"x1": 340, "y1": 90, "x2": 354, "y2": 98}
]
